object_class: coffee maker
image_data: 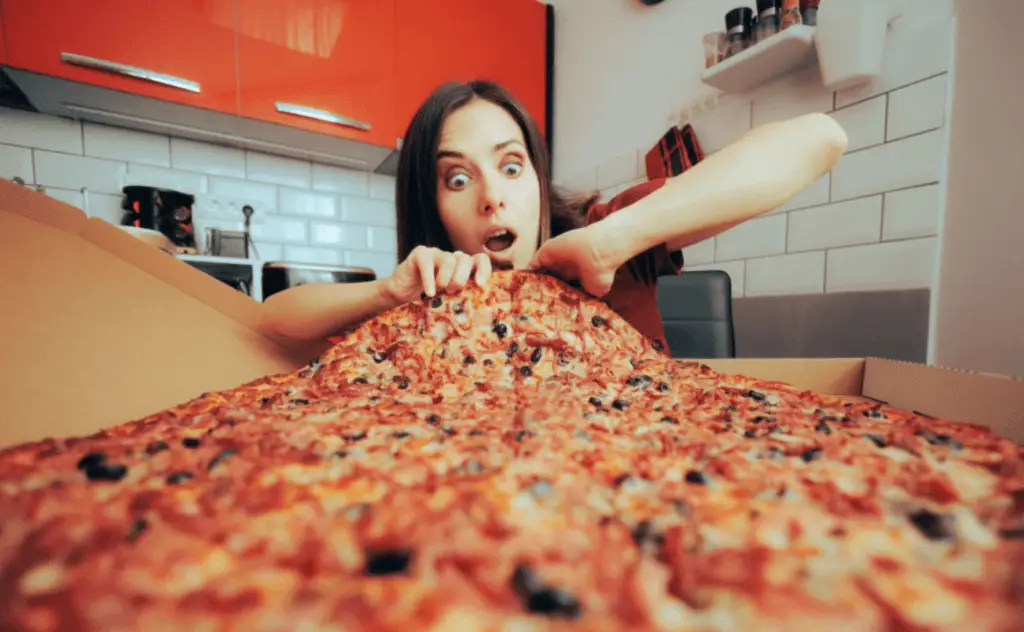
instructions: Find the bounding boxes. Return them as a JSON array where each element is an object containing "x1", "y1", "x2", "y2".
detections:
[{"x1": 120, "y1": 185, "x2": 197, "y2": 253}]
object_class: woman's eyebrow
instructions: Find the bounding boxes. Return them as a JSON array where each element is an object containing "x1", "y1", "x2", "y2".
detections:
[
  {"x1": 494, "y1": 139, "x2": 524, "y2": 152},
  {"x1": 436, "y1": 148, "x2": 464, "y2": 160},
  {"x1": 436, "y1": 139, "x2": 524, "y2": 161}
]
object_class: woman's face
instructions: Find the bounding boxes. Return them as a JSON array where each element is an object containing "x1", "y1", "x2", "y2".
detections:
[{"x1": 435, "y1": 99, "x2": 541, "y2": 270}]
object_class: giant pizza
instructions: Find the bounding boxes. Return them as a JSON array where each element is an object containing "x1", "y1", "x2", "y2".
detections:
[{"x1": 1, "y1": 271, "x2": 1021, "y2": 631}]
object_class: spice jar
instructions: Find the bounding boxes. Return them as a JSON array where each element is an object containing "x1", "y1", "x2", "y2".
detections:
[
  {"x1": 702, "y1": 31, "x2": 727, "y2": 68},
  {"x1": 780, "y1": 0, "x2": 802, "y2": 30},
  {"x1": 800, "y1": 0, "x2": 819, "y2": 26},
  {"x1": 724, "y1": 7, "x2": 754, "y2": 58},
  {"x1": 756, "y1": 0, "x2": 779, "y2": 42}
]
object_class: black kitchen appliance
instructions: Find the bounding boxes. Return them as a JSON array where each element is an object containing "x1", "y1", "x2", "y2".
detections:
[
  {"x1": 261, "y1": 262, "x2": 377, "y2": 301},
  {"x1": 121, "y1": 185, "x2": 197, "y2": 252}
]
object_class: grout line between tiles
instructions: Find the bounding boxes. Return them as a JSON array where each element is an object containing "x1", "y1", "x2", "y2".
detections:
[
  {"x1": 740, "y1": 260, "x2": 748, "y2": 298},
  {"x1": 783, "y1": 211, "x2": 790, "y2": 254},
  {"x1": 879, "y1": 192, "x2": 887, "y2": 242},
  {"x1": 883, "y1": 93, "x2": 890, "y2": 143},
  {"x1": 822, "y1": 246, "x2": 829, "y2": 292},
  {"x1": 832, "y1": 72, "x2": 948, "y2": 112},
  {"x1": 845, "y1": 126, "x2": 939, "y2": 157}
]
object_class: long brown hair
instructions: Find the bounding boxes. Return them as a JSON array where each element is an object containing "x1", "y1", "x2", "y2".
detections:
[{"x1": 395, "y1": 80, "x2": 598, "y2": 261}]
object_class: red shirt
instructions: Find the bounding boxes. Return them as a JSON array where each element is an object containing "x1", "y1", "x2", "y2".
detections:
[{"x1": 585, "y1": 178, "x2": 683, "y2": 354}]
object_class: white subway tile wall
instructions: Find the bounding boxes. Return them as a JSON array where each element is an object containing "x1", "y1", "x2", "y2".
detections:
[
  {"x1": 558, "y1": 165, "x2": 599, "y2": 192},
  {"x1": 0, "y1": 107, "x2": 400, "y2": 280},
  {"x1": 595, "y1": 150, "x2": 639, "y2": 190},
  {"x1": 310, "y1": 222, "x2": 369, "y2": 250},
  {"x1": 770, "y1": 174, "x2": 830, "y2": 215},
  {"x1": 826, "y1": 238, "x2": 938, "y2": 293},
  {"x1": 126, "y1": 163, "x2": 208, "y2": 194},
  {"x1": 745, "y1": 251, "x2": 826, "y2": 297},
  {"x1": 688, "y1": 97, "x2": 751, "y2": 154},
  {"x1": 85, "y1": 192, "x2": 125, "y2": 225},
  {"x1": 882, "y1": 185, "x2": 940, "y2": 241},
  {"x1": 368, "y1": 227, "x2": 398, "y2": 253},
  {"x1": 886, "y1": 75, "x2": 948, "y2": 142},
  {"x1": 83, "y1": 123, "x2": 170, "y2": 167},
  {"x1": 751, "y1": 65, "x2": 835, "y2": 128},
  {"x1": 829, "y1": 95, "x2": 886, "y2": 153},
  {"x1": 251, "y1": 215, "x2": 308, "y2": 244},
  {"x1": 681, "y1": 237, "x2": 715, "y2": 266},
  {"x1": 599, "y1": 178, "x2": 644, "y2": 203},
  {"x1": 44, "y1": 188, "x2": 84, "y2": 209},
  {"x1": 208, "y1": 176, "x2": 277, "y2": 210},
  {"x1": 279, "y1": 188, "x2": 340, "y2": 219},
  {"x1": 35, "y1": 151, "x2": 127, "y2": 194},
  {"x1": 312, "y1": 163, "x2": 369, "y2": 195},
  {"x1": 342, "y1": 196, "x2": 397, "y2": 228},
  {"x1": 786, "y1": 196, "x2": 883, "y2": 253},
  {"x1": 170, "y1": 138, "x2": 246, "y2": 178},
  {"x1": 368, "y1": 173, "x2": 396, "y2": 201},
  {"x1": 0, "y1": 108, "x2": 83, "y2": 154},
  {"x1": 831, "y1": 130, "x2": 944, "y2": 202},
  {"x1": 0, "y1": 144, "x2": 34, "y2": 183},
  {"x1": 245, "y1": 151, "x2": 312, "y2": 188},
  {"x1": 554, "y1": 16, "x2": 951, "y2": 299},
  {"x1": 715, "y1": 215, "x2": 787, "y2": 262}
]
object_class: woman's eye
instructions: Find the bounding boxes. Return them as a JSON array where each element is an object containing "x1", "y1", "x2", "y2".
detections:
[
  {"x1": 503, "y1": 162, "x2": 523, "y2": 177},
  {"x1": 447, "y1": 173, "x2": 469, "y2": 189}
]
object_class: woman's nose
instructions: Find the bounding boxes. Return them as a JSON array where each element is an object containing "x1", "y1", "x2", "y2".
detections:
[{"x1": 478, "y1": 176, "x2": 505, "y2": 215}]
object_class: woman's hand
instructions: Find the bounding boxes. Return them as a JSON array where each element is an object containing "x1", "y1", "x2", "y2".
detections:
[
  {"x1": 383, "y1": 246, "x2": 492, "y2": 304},
  {"x1": 527, "y1": 224, "x2": 620, "y2": 298}
]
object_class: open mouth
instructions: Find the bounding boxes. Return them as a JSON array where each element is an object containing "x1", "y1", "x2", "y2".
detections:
[{"x1": 483, "y1": 228, "x2": 517, "y2": 254}]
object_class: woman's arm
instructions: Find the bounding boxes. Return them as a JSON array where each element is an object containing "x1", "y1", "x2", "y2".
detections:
[
  {"x1": 260, "y1": 280, "x2": 399, "y2": 342},
  {"x1": 594, "y1": 112, "x2": 848, "y2": 266}
]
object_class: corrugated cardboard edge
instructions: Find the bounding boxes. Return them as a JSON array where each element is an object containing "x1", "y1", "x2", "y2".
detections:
[
  {"x1": 688, "y1": 358, "x2": 866, "y2": 396},
  {"x1": 0, "y1": 181, "x2": 325, "y2": 360},
  {"x1": 863, "y1": 357, "x2": 1024, "y2": 443}
]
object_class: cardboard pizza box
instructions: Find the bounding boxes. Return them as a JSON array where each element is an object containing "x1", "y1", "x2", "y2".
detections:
[
  {"x1": 0, "y1": 180, "x2": 329, "y2": 449},
  {"x1": 1, "y1": 180, "x2": 1022, "y2": 449}
]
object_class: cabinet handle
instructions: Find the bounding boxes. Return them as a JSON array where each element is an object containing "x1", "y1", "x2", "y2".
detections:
[
  {"x1": 60, "y1": 53, "x2": 201, "y2": 93},
  {"x1": 274, "y1": 102, "x2": 371, "y2": 131}
]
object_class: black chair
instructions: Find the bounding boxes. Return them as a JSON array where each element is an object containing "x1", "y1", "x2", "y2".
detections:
[{"x1": 656, "y1": 270, "x2": 736, "y2": 358}]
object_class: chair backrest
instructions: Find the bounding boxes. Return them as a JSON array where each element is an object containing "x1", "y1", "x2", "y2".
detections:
[{"x1": 656, "y1": 270, "x2": 736, "y2": 358}]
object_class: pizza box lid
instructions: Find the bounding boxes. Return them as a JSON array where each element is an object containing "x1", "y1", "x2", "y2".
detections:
[
  {"x1": 0, "y1": 181, "x2": 329, "y2": 449},
  {"x1": 1, "y1": 180, "x2": 1021, "y2": 449}
]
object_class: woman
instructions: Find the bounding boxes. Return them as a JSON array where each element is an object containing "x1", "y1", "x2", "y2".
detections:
[{"x1": 261, "y1": 80, "x2": 847, "y2": 352}]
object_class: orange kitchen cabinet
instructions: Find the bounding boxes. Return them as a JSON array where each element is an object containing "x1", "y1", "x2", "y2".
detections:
[
  {"x1": 395, "y1": 0, "x2": 548, "y2": 141},
  {"x1": 0, "y1": 10, "x2": 7, "y2": 64},
  {"x1": 2, "y1": 0, "x2": 238, "y2": 113},
  {"x1": 236, "y1": 0, "x2": 398, "y2": 149}
]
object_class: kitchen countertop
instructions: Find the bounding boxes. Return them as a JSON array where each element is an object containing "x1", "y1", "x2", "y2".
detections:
[{"x1": 175, "y1": 255, "x2": 378, "y2": 303}]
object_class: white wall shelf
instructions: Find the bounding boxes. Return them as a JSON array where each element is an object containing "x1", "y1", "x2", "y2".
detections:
[{"x1": 701, "y1": 25, "x2": 817, "y2": 94}]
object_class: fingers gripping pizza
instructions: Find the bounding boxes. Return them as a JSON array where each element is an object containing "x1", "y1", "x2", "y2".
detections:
[{"x1": 1, "y1": 272, "x2": 1022, "y2": 631}]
